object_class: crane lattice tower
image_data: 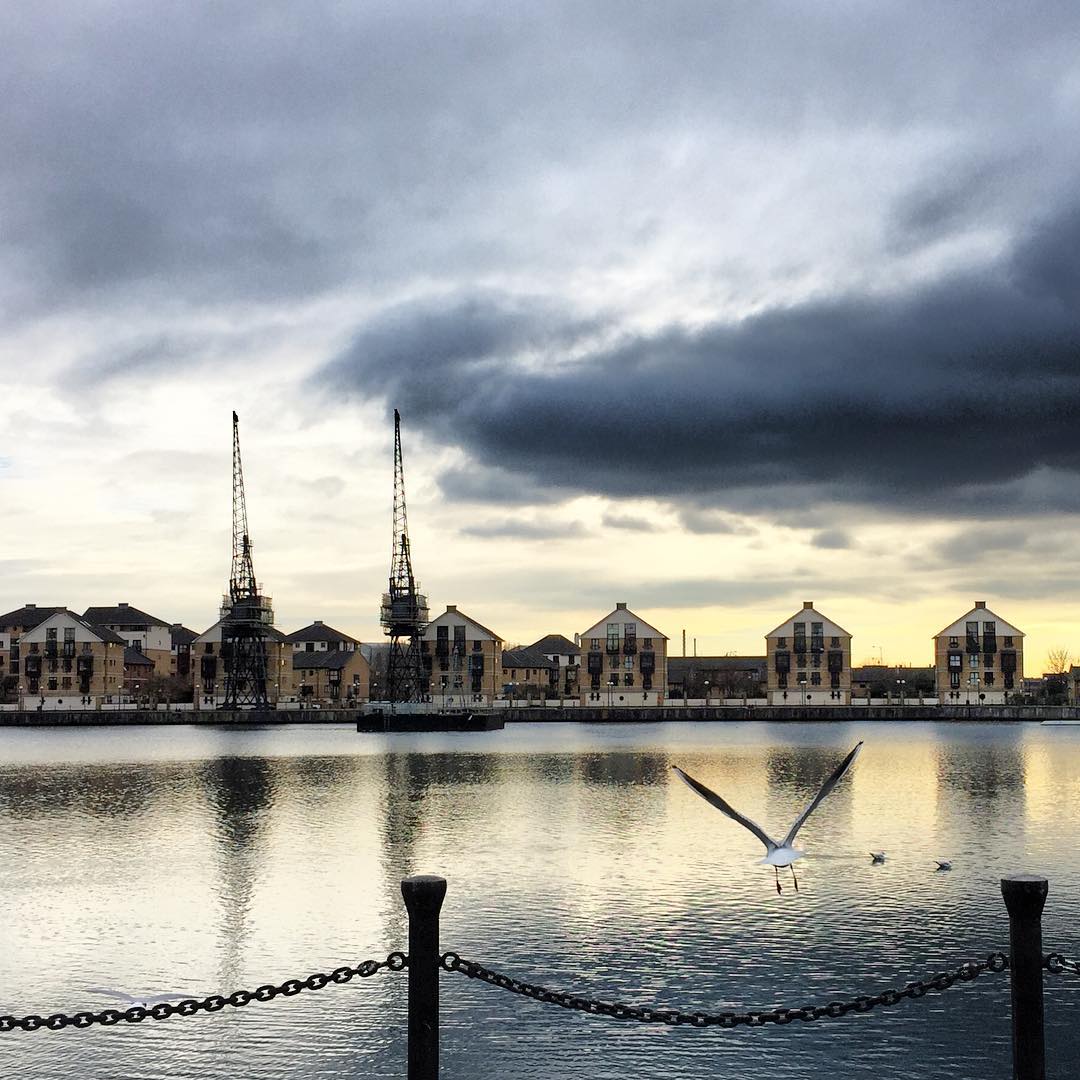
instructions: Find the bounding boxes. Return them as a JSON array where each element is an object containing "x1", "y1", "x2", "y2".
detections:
[
  {"x1": 221, "y1": 411, "x2": 273, "y2": 710},
  {"x1": 380, "y1": 409, "x2": 430, "y2": 702}
]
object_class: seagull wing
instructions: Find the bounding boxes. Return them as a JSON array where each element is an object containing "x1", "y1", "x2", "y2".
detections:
[
  {"x1": 87, "y1": 987, "x2": 190, "y2": 1006},
  {"x1": 782, "y1": 741, "x2": 863, "y2": 848},
  {"x1": 671, "y1": 766, "x2": 777, "y2": 853}
]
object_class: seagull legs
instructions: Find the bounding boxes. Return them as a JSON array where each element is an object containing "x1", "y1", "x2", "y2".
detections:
[
  {"x1": 774, "y1": 866, "x2": 782, "y2": 894},
  {"x1": 790, "y1": 865, "x2": 799, "y2": 892}
]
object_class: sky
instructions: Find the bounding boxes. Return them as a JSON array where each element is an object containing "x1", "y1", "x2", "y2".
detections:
[{"x1": 2, "y1": 1, "x2": 1080, "y2": 667}]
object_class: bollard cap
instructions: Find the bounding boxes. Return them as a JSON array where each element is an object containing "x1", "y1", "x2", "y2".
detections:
[
  {"x1": 401, "y1": 874, "x2": 448, "y2": 913},
  {"x1": 1001, "y1": 875, "x2": 1048, "y2": 914}
]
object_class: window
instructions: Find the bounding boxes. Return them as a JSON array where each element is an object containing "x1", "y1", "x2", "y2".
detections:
[
  {"x1": 949, "y1": 637, "x2": 959, "y2": 648},
  {"x1": 46, "y1": 627, "x2": 57, "y2": 642},
  {"x1": 48, "y1": 678, "x2": 57, "y2": 690},
  {"x1": 453, "y1": 626, "x2": 466, "y2": 653},
  {"x1": 777, "y1": 637, "x2": 786, "y2": 648},
  {"x1": 985, "y1": 672, "x2": 995, "y2": 686},
  {"x1": 591, "y1": 638, "x2": 601, "y2": 650},
  {"x1": 608, "y1": 673, "x2": 619, "y2": 686},
  {"x1": 205, "y1": 643, "x2": 213, "y2": 653},
  {"x1": 642, "y1": 638, "x2": 653, "y2": 650},
  {"x1": 969, "y1": 672, "x2": 980, "y2": 686},
  {"x1": 606, "y1": 623, "x2": 620, "y2": 652},
  {"x1": 623, "y1": 673, "x2": 633, "y2": 686},
  {"x1": 830, "y1": 636, "x2": 840, "y2": 647},
  {"x1": 1004, "y1": 636, "x2": 1014, "y2": 648},
  {"x1": 624, "y1": 657, "x2": 633, "y2": 670},
  {"x1": 62, "y1": 677, "x2": 71, "y2": 689},
  {"x1": 811, "y1": 672, "x2": 821, "y2": 686},
  {"x1": 948, "y1": 653, "x2": 962, "y2": 669},
  {"x1": 969, "y1": 654, "x2": 979, "y2": 669},
  {"x1": 950, "y1": 671, "x2": 960, "y2": 689},
  {"x1": 778, "y1": 674, "x2": 788, "y2": 688},
  {"x1": 64, "y1": 627, "x2": 75, "y2": 643},
  {"x1": 473, "y1": 639, "x2": 482, "y2": 651},
  {"x1": 306, "y1": 642, "x2": 314, "y2": 652}
]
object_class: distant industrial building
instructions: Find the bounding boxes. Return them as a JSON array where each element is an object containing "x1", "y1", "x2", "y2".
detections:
[{"x1": 667, "y1": 656, "x2": 766, "y2": 699}]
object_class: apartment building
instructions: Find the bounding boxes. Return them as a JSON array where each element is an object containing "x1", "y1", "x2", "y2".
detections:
[
  {"x1": 83, "y1": 603, "x2": 174, "y2": 675},
  {"x1": 15, "y1": 609, "x2": 126, "y2": 706},
  {"x1": 169, "y1": 624, "x2": 198, "y2": 681},
  {"x1": 0, "y1": 604, "x2": 65, "y2": 701},
  {"x1": 933, "y1": 600, "x2": 1023, "y2": 704},
  {"x1": 192, "y1": 619, "x2": 293, "y2": 708},
  {"x1": 501, "y1": 646, "x2": 559, "y2": 699},
  {"x1": 579, "y1": 603, "x2": 667, "y2": 705},
  {"x1": 293, "y1": 649, "x2": 369, "y2": 705},
  {"x1": 287, "y1": 621, "x2": 362, "y2": 654},
  {"x1": 528, "y1": 634, "x2": 581, "y2": 697},
  {"x1": 421, "y1": 605, "x2": 503, "y2": 706},
  {"x1": 766, "y1": 601, "x2": 853, "y2": 705}
]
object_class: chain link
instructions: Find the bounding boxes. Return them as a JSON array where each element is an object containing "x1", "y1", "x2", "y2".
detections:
[
  {"x1": 0, "y1": 952, "x2": 407, "y2": 1034},
  {"x1": 439, "y1": 951, "x2": 1009, "y2": 1027},
  {"x1": 1044, "y1": 953, "x2": 1080, "y2": 975}
]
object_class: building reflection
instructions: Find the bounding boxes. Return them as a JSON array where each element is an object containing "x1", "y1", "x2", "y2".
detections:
[{"x1": 199, "y1": 755, "x2": 277, "y2": 989}]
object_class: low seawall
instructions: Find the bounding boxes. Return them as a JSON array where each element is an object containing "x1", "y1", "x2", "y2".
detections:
[
  {"x1": 501, "y1": 704, "x2": 1080, "y2": 723},
  {"x1": 0, "y1": 709, "x2": 358, "y2": 726},
  {"x1": 3, "y1": 704, "x2": 1080, "y2": 726}
]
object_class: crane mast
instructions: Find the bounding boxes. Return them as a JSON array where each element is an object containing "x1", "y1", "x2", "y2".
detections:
[
  {"x1": 221, "y1": 411, "x2": 273, "y2": 709},
  {"x1": 380, "y1": 409, "x2": 429, "y2": 702}
]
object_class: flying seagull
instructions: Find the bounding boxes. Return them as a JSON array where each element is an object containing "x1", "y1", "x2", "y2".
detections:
[{"x1": 672, "y1": 742, "x2": 863, "y2": 893}]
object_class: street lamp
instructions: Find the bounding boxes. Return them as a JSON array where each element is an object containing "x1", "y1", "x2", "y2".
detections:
[
  {"x1": 799, "y1": 677, "x2": 808, "y2": 705},
  {"x1": 896, "y1": 678, "x2": 906, "y2": 705}
]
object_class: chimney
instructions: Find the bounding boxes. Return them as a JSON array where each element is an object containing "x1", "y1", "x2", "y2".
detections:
[
  {"x1": 26, "y1": 603, "x2": 35, "y2": 609},
  {"x1": 803, "y1": 601, "x2": 813, "y2": 610},
  {"x1": 975, "y1": 600, "x2": 986, "y2": 609},
  {"x1": 446, "y1": 604, "x2": 458, "y2": 613},
  {"x1": 118, "y1": 602, "x2": 129, "y2": 608},
  {"x1": 616, "y1": 602, "x2": 627, "y2": 610},
  {"x1": 314, "y1": 620, "x2": 323, "y2": 626}
]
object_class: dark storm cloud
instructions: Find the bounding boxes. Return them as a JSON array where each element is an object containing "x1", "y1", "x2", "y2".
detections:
[{"x1": 320, "y1": 195, "x2": 1080, "y2": 517}]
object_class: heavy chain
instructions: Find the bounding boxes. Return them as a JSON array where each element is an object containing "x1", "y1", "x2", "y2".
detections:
[
  {"x1": 1044, "y1": 953, "x2": 1080, "y2": 975},
  {"x1": 440, "y1": 951, "x2": 1009, "y2": 1027},
  {"x1": 0, "y1": 952, "x2": 407, "y2": 1034}
]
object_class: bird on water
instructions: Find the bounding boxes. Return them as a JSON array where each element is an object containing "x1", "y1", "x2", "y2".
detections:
[
  {"x1": 870, "y1": 851, "x2": 886, "y2": 863},
  {"x1": 672, "y1": 742, "x2": 864, "y2": 894}
]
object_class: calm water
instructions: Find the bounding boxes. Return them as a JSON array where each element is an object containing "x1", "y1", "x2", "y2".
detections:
[{"x1": 1, "y1": 721, "x2": 1079, "y2": 1079}]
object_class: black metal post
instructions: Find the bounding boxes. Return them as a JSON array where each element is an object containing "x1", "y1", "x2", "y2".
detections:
[
  {"x1": 401, "y1": 874, "x2": 447, "y2": 1080},
  {"x1": 1001, "y1": 875, "x2": 1048, "y2": 1080}
]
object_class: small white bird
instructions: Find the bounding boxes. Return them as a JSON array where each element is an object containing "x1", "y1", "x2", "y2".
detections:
[
  {"x1": 672, "y1": 741, "x2": 863, "y2": 894},
  {"x1": 870, "y1": 851, "x2": 886, "y2": 863},
  {"x1": 87, "y1": 987, "x2": 191, "y2": 1008},
  {"x1": 935, "y1": 860, "x2": 953, "y2": 872}
]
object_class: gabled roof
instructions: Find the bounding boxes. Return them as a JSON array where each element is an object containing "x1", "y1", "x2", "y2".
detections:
[
  {"x1": 194, "y1": 619, "x2": 287, "y2": 643},
  {"x1": 123, "y1": 647, "x2": 155, "y2": 667},
  {"x1": 765, "y1": 604, "x2": 852, "y2": 639},
  {"x1": 426, "y1": 606, "x2": 502, "y2": 641},
  {"x1": 580, "y1": 606, "x2": 668, "y2": 641},
  {"x1": 286, "y1": 622, "x2": 362, "y2": 645},
  {"x1": 528, "y1": 634, "x2": 581, "y2": 657},
  {"x1": 82, "y1": 604, "x2": 172, "y2": 628},
  {"x1": 933, "y1": 604, "x2": 1024, "y2": 639},
  {"x1": 0, "y1": 605, "x2": 65, "y2": 630},
  {"x1": 502, "y1": 646, "x2": 558, "y2": 670},
  {"x1": 20, "y1": 609, "x2": 128, "y2": 645},
  {"x1": 292, "y1": 650, "x2": 363, "y2": 672},
  {"x1": 170, "y1": 624, "x2": 199, "y2": 646}
]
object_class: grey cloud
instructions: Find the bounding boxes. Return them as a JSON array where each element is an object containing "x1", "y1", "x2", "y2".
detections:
[
  {"x1": 437, "y1": 465, "x2": 565, "y2": 507},
  {"x1": 601, "y1": 513, "x2": 660, "y2": 532},
  {"x1": 459, "y1": 519, "x2": 587, "y2": 541},
  {"x1": 812, "y1": 529, "x2": 852, "y2": 550},
  {"x1": 677, "y1": 508, "x2": 756, "y2": 535}
]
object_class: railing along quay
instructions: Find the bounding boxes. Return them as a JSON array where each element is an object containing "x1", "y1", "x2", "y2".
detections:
[{"x1": 1, "y1": 875, "x2": 1071, "y2": 1080}]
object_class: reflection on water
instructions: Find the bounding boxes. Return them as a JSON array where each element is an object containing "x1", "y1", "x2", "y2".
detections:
[{"x1": 1, "y1": 721, "x2": 1079, "y2": 1080}]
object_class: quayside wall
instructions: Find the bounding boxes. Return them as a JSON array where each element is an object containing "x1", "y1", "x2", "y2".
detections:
[{"x1": 3, "y1": 705, "x2": 1080, "y2": 725}]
